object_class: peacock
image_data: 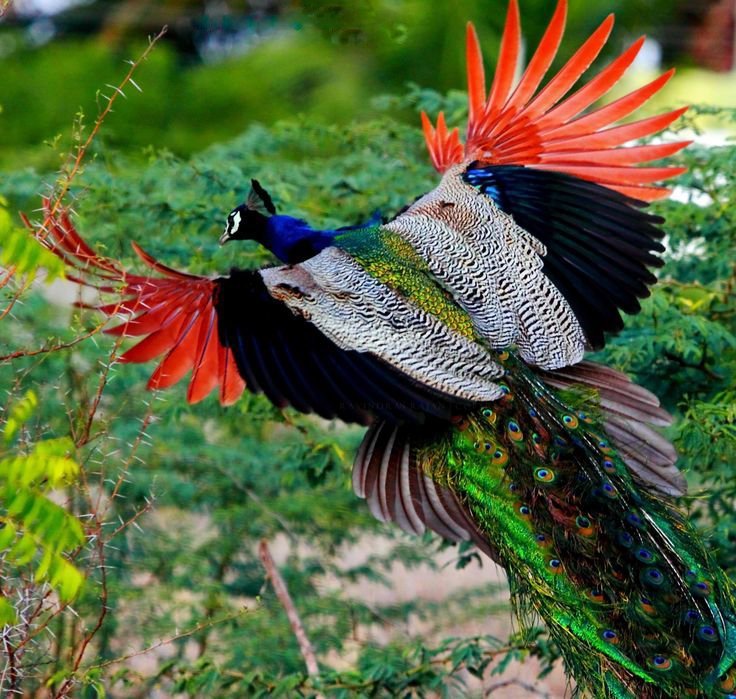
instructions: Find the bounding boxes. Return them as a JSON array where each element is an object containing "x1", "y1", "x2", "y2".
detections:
[{"x1": 29, "y1": 1, "x2": 736, "y2": 696}]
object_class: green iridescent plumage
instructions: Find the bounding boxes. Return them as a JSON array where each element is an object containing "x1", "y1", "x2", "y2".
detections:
[
  {"x1": 410, "y1": 352, "x2": 736, "y2": 698},
  {"x1": 335, "y1": 226, "x2": 478, "y2": 339}
]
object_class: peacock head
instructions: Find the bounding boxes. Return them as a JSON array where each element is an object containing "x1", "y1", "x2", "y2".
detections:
[{"x1": 219, "y1": 179, "x2": 276, "y2": 245}]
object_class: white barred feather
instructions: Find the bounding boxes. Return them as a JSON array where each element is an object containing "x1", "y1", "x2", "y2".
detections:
[
  {"x1": 385, "y1": 165, "x2": 586, "y2": 370},
  {"x1": 261, "y1": 248, "x2": 505, "y2": 403}
]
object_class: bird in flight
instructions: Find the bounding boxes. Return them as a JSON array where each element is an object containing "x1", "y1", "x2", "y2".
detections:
[{"x1": 32, "y1": 1, "x2": 736, "y2": 696}]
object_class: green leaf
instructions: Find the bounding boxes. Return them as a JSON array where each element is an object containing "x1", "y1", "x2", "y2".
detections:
[
  {"x1": 0, "y1": 197, "x2": 65, "y2": 281},
  {"x1": 0, "y1": 597, "x2": 17, "y2": 626},
  {"x1": 3, "y1": 389, "x2": 38, "y2": 443}
]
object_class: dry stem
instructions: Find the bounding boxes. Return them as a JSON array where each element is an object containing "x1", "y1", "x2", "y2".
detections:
[{"x1": 258, "y1": 539, "x2": 320, "y2": 678}]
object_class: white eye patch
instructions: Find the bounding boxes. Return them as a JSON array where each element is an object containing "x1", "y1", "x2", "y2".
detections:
[{"x1": 227, "y1": 210, "x2": 242, "y2": 236}]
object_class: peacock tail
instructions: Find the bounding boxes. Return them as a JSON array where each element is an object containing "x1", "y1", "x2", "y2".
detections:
[{"x1": 355, "y1": 352, "x2": 736, "y2": 698}]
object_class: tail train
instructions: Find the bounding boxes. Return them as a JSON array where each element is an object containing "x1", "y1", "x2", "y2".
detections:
[{"x1": 354, "y1": 353, "x2": 736, "y2": 698}]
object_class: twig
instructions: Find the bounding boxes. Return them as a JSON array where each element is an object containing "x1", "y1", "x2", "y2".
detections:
[
  {"x1": 663, "y1": 349, "x2": 722, "y2": 381},
  {"x1": 0, "y1": 275, "x2": 30, "y2": 322},
  {"x1": 85, "y1": 607, "x2": 249, "y2": 673},
  {"x1": 2, "y1": 634, "x2": 19, "y2": 695},
  {"x1": 1, "y1": 25, "x2": 168, "y2": 317},
  {"x1": 54, "y1": 518, "x2": 108, "y2": 699},
  {"x1": 258, "y1": 539, "x2": 320, "y2": 678},
  {"x1": 0, "y1": 322, "x2": 108, "y2": 362},
  {"x1": 0, "y1": 266, "x2": 17, "y2": 290},
  {"x1": 212, "y1": 462, "x2": 298, "y2": 543},
  {"x1": 75, "y1": 332, "x2": 126, "y2": 447},
  {"x1": 39, "y1": 26, "x2": 169, "y2": 241}
]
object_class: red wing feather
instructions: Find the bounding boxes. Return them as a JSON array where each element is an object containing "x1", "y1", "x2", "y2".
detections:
[
  {"x1": 522, "y1": 14, "x2": 614, "y2": 122},
  {"x1": 421, "y1": 111, "x2": 463, "y2": 173},
  {"x1": 33, "y1": 201, "x2": 244, "y2": 405},
  {"x1": 484, "y1": 0, "x2": 521, "y2": 124},
  {"x1": 119, "y1": 315, "x2": 190, "y2": 364},
  {"x1": 542, "y1": 70, "x2": 676, "y2": 139},
  {"x1": 533, "y1": 37, "x2": 647, "y2": 128},
  {"x1": 188, "y1": 309, "x2": 220, "y2": 404},
  {"x1": 466, "y1": 23, "x2": 486, "y2": 125},
  {"x1": 544, "y1": 107, "x2": 688, "y2": 152},
  {"x1": 218, "y1": 342, "x2": 246, "y2": 406},
  {"x1": 538, "y1": 142, "x2": 690, "y2": 167},
  {"x1": 106, "y1": 286, "x2": 199, "y2": 338},
  {"x1": 422, "y1": 1, "x2": 687, "y2": 199},
  {"x1": 501, "y1": 0, "x2": 567, "y2": 115}
]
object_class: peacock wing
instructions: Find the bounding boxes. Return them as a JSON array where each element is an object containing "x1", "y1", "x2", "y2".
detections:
[
  {"x1": 352, "y1": 421, "x2": 499, "y2": 561},
  {"x1": 35, "y1": 201, "x2": 502, "y2": 424},
  {"x1": 419, "y1": 0, "x2": 688, "y2": 352}
]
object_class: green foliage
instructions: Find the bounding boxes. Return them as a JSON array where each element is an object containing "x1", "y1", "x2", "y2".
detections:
[
  {"x1": 0, "y1": 197, "x2": 64, "y2": 281},
  {"x1": 155, "y1": 630, "x2": 545, "y2": 697},
  {"x1": 3, "y1": 388, "x2": 38, "y2": 443},
  {"x1": 0, "y1": 391, "x2": 85, "y2": 625},
  {"x1": 0, "y1": 30, "x2": 375, "y2": 171}
]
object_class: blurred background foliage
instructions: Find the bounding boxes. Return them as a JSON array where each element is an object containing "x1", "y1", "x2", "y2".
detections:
[
  {"x1": 1, "y1": 0, "x2": 736, "y2": 169},
  {"x1": 0, "y1": 0, "x2": 735, "y2": 696}
]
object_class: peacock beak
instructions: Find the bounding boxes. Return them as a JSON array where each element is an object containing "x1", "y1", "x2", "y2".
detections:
[{"x1": 219, "y1": 231, "x2": 231, "y2": 246}]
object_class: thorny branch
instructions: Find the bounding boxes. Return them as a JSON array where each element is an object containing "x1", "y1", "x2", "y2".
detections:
[
  {"x1": 37, "y1": 27, "x2": 168, "y2": 242},
  {"x1": 0, "y1": 32, "x2": 169, "y2": 696},
  {"x1": 0, "y1": 320, "x2": 109, "y2": 362},
  {"x1": 485, "y1": 678, "x2": 552, "y2": 697},
  {"x1": 85, "y1": 608, "x2": 250, "y2": 673},
  {"x1": 1, "y1": 26, "x2": 167, "y2": 318},
  {"x1": 53, "y1": 520, "x2": 108, "y2": 699}
]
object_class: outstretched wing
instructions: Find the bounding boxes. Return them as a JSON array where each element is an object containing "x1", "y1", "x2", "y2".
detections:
[
  {"x1": 35, "y1": 203, "x2": 502, "y2": 424},
  {"x1": 422, "y1": 0, "x2": 688, "y2": 201},
  {"x1": 420, "y1": 0, "x2": 688, "y2": 350}
]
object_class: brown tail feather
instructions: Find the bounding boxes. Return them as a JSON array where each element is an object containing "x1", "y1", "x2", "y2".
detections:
[
  {"x1": 540, "y1": 360, "x2": 684, "y2": 496},
  {"x1": 353, "y1": 423, "x2": 498, "y2": 559}
]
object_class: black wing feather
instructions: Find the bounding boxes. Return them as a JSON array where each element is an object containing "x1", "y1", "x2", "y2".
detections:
[{"x1": 215, "y1": 269, "x2": 472, "y2": 425}]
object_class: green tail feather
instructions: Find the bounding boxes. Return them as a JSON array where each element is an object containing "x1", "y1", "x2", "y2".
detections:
[{"x1": 420, "y1": 352, "x2": 736, "y2": 698}]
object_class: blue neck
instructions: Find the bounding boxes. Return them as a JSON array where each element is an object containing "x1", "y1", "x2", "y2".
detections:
[{"x1": 262, "y1": 215, "x2": 337, "y2": 264}]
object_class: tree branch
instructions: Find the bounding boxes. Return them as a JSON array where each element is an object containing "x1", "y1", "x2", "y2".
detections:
[{"x1": 258, "y1": 539, "x2": 320, "y2": 678}]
